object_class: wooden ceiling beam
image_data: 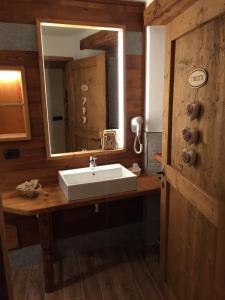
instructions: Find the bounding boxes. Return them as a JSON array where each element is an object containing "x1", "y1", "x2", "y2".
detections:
[
  {"x1": 80, "y1": 30, "x2": 118, "y2": 51},
  {"x1": 77, "y1": 0, "x2": 145, "y2": 7},
  {"x1": 144, "y1": 0, "x2": 198, "y2": 26}
]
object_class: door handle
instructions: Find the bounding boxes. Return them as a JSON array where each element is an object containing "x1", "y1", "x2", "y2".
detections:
[
  {"x1": 157, "y1": 170, "x2": 165, "y2": 189},
  {"x1": 157, "y1": 171, "x2": 165, "y2": 176}
]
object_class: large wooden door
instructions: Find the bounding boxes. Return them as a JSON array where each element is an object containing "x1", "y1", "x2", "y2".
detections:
[
  {"x1": 0, "y1": 195, "x2": 13, "y2": 299},
  {"x1": 161, "y1": 1, "x2": 225, "y2": 300},
  {"x1": 65, "y1": 53, "x2": 106, "y2": 151}
]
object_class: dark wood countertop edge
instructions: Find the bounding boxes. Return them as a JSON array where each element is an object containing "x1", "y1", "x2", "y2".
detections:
[
  {"x1": 3, "y1": 189, "x2": 160, "y2": 216},
  {"x1": 2, "y1": 176, "x2": 161, "y2": 216}
]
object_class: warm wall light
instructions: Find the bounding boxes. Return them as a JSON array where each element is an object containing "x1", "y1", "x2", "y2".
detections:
[
  {"x1": 0, "y1": 66, "x2": 31, "y2": 142},
  {"x1": 0, "y1": 70, "x2": 21, "y2": 81},
  {"x1": 41, "y1": 22, "x2": 119, "y2": 32}
]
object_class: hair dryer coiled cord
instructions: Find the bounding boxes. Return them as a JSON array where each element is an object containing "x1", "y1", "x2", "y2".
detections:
[{"x1": 133, "y1": 135, "x2": 143, "y2": 154}]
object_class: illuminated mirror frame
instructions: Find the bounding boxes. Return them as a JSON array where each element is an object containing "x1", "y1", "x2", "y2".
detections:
[
  {"x1": 0, "y1": 66, "x2": 31, "y2": 142},
  {"x1": 36, "y1": 19, "x2": 125, "y2": 160}
]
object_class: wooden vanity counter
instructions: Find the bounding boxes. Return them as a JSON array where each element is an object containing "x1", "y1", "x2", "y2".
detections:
[
  {"x1": 2, "y1": 175, "x2": 160, "y2": 293},
  {"x1": 2, "y1": 176, "x2": 160, "y2": 216}
]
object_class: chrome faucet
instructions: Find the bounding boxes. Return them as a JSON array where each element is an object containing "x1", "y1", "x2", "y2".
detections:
[{"x1": 89, "y1": 156, "x2": 97, "y2": 170}]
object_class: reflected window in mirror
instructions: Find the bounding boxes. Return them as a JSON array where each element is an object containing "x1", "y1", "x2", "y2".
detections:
[{"x1": 37, "y1": 21, "x2": 125, "y2": 158}]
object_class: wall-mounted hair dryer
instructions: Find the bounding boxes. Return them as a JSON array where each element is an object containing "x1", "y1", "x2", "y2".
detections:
[{"x1": 131, "y1": 116, "x2": 143, "y2": 154}]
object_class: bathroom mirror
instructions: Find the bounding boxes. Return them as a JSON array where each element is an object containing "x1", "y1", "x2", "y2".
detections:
[{"x1": 37, "y1": 20, "x2": 125, "y2": 158}]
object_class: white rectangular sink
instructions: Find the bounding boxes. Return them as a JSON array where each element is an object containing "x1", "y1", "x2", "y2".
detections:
[{"x1": 59, "y1": 164, "x2": 137, "y2": 201}]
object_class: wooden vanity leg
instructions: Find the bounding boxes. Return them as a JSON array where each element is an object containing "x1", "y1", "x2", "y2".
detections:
[{"x1": 38, "y1": 213, "x2": 55, "y2": 293}]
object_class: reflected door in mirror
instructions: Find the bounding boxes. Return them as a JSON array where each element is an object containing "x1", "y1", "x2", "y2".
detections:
[{"x1": 65, "y1": 53, "x2": 106, "y2": 151}]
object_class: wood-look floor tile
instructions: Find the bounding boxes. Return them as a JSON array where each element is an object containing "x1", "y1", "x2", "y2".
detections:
[
  {"x1": 12, "y1": 267, "x2": 30, "y2": 300},
  {"x1": 94, "y1": 248, "x2": 125, "y2": 300},
  {"x1": 79, "y1": 252, "x2": 103, "y2": 300},
  {"x1": 26, "y1": 264, "x2": 45, "y2": 300},
  {"x1": 110, "y1": 247, "x2": 143, "y2": 300},
  {"x1": 63, "y1": 254, "x2": 84, "y2": 300},
  {"x1": 45, "y1": 261, "x2": 65, "y2": 300},
  {"x1": 141, "y1": 246, "x2": 160, "y2": 286},
  {"x1": 124, "y1": 247, "x2": 161, "y2": 300}
]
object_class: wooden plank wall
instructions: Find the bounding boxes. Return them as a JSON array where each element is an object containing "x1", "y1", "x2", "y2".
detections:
[{"x1": 0, "y1": 1, "x2": 144, "y2": 192}]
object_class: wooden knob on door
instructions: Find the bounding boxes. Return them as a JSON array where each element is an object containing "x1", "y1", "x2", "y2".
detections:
[
  {"x1": 182, "y1": 127, "x2": 199, "y2": 144},
  {"x1": 182, "y1": 149, "x2": 197, "y2": 166},
  {"x1": 82, "y1": 107, "x2": 87, "y2": 115},
  {"x1": 186, "y1": 102, "x2": 201, "y2": 120},
  {"x1": 82, "y1": 116, "x2": 87, "y2": 124}
]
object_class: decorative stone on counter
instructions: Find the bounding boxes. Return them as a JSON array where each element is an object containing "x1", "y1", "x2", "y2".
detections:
[{"x1": 16, "y1": 179, "x2": 41, "y2": 198}]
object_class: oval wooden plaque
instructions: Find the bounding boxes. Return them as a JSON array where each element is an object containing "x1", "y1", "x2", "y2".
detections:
[
  {"x1": 81, "y1": 84, "x2": 89, "y2": 92},
  {"x1": 188, "y1": 68, "x2": 208, "y2": 88}
]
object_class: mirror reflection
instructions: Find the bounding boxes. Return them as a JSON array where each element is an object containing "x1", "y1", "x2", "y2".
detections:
[{"x1": 40, "y1": 23, "x2": 124, "y2": 155}]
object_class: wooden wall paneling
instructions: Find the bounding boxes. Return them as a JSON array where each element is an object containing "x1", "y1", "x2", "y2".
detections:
[
  {"x1": 0, "y1": 0, "x2": 144, "y2": 31},
  {"x1": 0, "y1": 196, "x2": 13, "y2": 300},
  {"x1": 160, "y1": 1, "x2": 225, "y2": 299},
  {"x1": 144, "y1": 0, "x2": 198, "y2": 26}
]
